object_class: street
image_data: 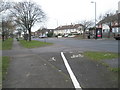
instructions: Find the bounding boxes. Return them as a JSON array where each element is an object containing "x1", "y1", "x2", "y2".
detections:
[
  {"x1": 3, "y1": 38, "x2": 118, "y2": 88},
  {"x1": 33, "y1": 38, "x2": 118, "y2": 53}
]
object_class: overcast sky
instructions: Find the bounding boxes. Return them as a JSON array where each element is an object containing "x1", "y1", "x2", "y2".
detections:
[{"x1": 12, "y1": 0, "x2": 119, "y2": 31}]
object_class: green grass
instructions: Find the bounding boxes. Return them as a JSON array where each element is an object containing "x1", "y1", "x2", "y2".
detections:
[
  {"x1": 0, "y1": 39, "x2": 2, "y2": 50},
  {"x1": 0, "y1": 56, "x2": 2, "y2": 88},
  {"x1": 84, "y1": 51, "x2": 119, "y2": 72},
  {"x1": 109, "y1": 68, "x2": 120, "y2": 72},
  {"x1": 20, "y1": 40, "x2": 53, "y2": 48},
  {"x1": 2, "y1": 56, "x2": 10, "y2": 80},
  {"x1": 2, "y1": 38, "x2": 13, "y2": 50},
  {"x1": 84, "y1": 51, "x2": 118, "y2": 61}
]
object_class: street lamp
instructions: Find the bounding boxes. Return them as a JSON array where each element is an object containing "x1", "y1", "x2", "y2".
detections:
[{"x1": 91, "y1": 1, "x2": 97, "y2": 39}]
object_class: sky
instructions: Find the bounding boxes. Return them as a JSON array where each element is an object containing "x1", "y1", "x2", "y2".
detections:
[{"x1": 11, "y1": 0, "x2": 120, "y2": 31}]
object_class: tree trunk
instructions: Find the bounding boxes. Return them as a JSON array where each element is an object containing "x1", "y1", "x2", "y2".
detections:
[
  {"x1": 108, "y1": 23, "x2": 112, "y2": 38},
  {"x1": 83, "y1": 29, "x2": 85, "y2": 39},
  {"x1": 23, "y1": 30, "x2": 27, "y2": 41},
  {"x1": 28, "y1": 28, "x2": 31, "y2": 41},
  {"x1": 2, "y1": 34, "x2": 5, "y2": 42}
]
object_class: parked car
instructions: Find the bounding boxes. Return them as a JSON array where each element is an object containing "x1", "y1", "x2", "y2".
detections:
[
  {"x1": 57, "y1": 36, "x2": 62, "y2": 38},
  {"x1": 114, "y1": 34, "x2": 120, "y2": 40},
  {"x1": 39, "y1": 35, "x2": 47, "y2": 38},
  {"x1": 68, "y1": 35, "x2": 76, "y2": 37},
  {"x1": 64, "y1": 34, "x2": 68, "y2": 37}
]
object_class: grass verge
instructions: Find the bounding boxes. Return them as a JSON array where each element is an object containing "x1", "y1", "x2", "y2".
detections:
[
  {"x1": 109, "y1": 68, "x2": 120, "y2": 72},
  {"x1": 19, "y1": 40, "x2": 53, "y2": 48},
  {"x1": 84, "y1": 51, "x2": 118, "y2": 61},
  {"x1": 84, "y1": 51, "x2": 119, "y2": 72},
  {"x1": 2, "y1": 56, "x2": 10, "y2": 80},
  {"x1": 0, "y1": 39, "x2": 1, "y2": 50},
  {"x1": 2, "y1": 38, "x2": 13, "y2": 50},
  {"x1": 0, "y1": 56, "x2": 2, "y2": 88}
]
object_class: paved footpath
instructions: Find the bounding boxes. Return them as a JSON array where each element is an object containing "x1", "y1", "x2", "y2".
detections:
[
  {"x1": 2, "y1": 39, "x2": 74, "y2": 88},
  {"x1": 2, "y1": 38, "x2": 118, "y2": 89}
]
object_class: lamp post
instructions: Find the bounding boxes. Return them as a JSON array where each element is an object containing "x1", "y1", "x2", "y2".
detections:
[{"x1": 91, "y1": 1, "x2": 97, "y2": 39}]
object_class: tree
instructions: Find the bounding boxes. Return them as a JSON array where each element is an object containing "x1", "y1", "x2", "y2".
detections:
[
  {"x1": 10, "y1": 1, "x2": 46, "y2": 41},
  {"x1": 0, "y1": 1, "x2": 11, "y2": 13},
  {"x1": 2, "y1": 16, "x2": 15, "y2": 41},
  {"x1": 80, "y1": 20, "x2": 93, "y2": 38},
  {"x1": 47, "y1": 32, "x2": 53, "y2": 37},
  {"x1": 97, "y1": 11, "x2": 115, "y2": 22},
  {"x1": 0, "y1": 1, "x2": 13, "y2": 41}
]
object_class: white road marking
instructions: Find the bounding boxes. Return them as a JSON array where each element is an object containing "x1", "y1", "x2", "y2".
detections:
[
  {"x1": 71, "y1": 54, "x2": 84, "y2": 58},
  {"x1": 61, "y1": 52, "x2": 82, "y2": 90},
  {"x1": 52, "y1": 57, "x2": 56, "y2": 61},
  {"x1": 48, "y1": 57, "x2": 56, "y2": 61}
]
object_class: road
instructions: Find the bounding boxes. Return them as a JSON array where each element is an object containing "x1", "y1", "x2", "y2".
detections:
[
  {"x1": 33, "y1": 38, "x2": 118, "y2": 53},
  {"x1": 3, "y1": 38, "x2": 118, "y2": 89}
]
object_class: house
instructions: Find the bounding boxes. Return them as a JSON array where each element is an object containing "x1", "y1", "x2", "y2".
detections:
[
  {"x1": 54, "y1": 24, "x2": 84, "y2": 36},
  {"x1": 97, "y1": 13, "x2": 120, "y2": 38},
  {"x1": 97, "y1": 2, "x2": 120, "y2": 38},
  {"x1": 31, "y1": 32, "x2": 35, "y2": 36}
]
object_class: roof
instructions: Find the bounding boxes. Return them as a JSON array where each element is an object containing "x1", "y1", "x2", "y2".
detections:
[
  {"x1": 98, "y1": 13, "x2": 120, "y2": 28},
  {"x1": 98, "y1": 13, "x2": 119, "y2": 24},
  {"x1": 55, "y1": 24, "x2": 83, "y2": 30}
]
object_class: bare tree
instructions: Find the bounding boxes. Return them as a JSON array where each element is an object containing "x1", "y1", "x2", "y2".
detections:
[
  {"x1": 0, "y1": 1, "x2": 11, "y2": 13},
  {"x1": 2, "y1": 16, "x2": 15, "y2": 41},
  {"x1": 98, "y1": 11, "x2": 115, "y2": 23},
  {"x1": 10, "y1": 1, "x2": 46, "y2": 41},
  {"x1": 0, "y1": 1, "x2": 14, "y2": 41},
  {"x1": 80, "y1": 20, "x2": 93, "y2": 38}
]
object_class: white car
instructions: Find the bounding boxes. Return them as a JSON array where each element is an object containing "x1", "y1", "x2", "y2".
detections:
[
  {"x1": 64, "y1": 34, "x2": 68, "y2": 37},
  {"x1": 39, "y1": 35, "x2": 47, "y2": 38},
  {"x1": 68, "y1": 35, "x2": 76, "y2": 37},
  {"x1": 57, "y1": 36, "x2": 62, "y2": 38}
]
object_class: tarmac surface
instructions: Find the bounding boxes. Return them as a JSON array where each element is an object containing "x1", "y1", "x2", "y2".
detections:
[{"x1": 2, "y1": 38, "x2": 118, "y2": 88}]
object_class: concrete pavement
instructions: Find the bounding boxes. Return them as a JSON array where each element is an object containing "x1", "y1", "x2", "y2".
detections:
[{"x1": 3, "y1": 39, "x2": 74, "y2": 88}]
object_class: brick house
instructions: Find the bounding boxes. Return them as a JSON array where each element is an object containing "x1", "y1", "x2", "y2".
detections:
[
  {"x1": 97, "y1": 1, "x2": 120, "y2": 38},
  {"x1": 97, "y1": 13, "x2": 120, "y2": 38}
]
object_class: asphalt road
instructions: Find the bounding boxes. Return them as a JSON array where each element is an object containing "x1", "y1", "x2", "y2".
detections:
[
  {"x1": 33, "y1": 38, "x2": 118, "y2": 53},
  {"x1": 3, "y1": 38, "x2": 118, "y2": 89}
]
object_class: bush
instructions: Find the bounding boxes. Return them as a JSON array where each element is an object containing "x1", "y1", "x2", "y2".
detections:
[{"x1": 47, "y1": 32, "x2": 53, "y2": 37}]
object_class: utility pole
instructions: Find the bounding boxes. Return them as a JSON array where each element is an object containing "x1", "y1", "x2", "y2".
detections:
[{"x1": 91, "y1": 1, "x2": 97, "y2": 39}]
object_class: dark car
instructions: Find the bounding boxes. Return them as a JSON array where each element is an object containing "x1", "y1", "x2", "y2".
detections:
[{"x1": 114, "y1": 34, "x2": 120, "y2": 40}]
